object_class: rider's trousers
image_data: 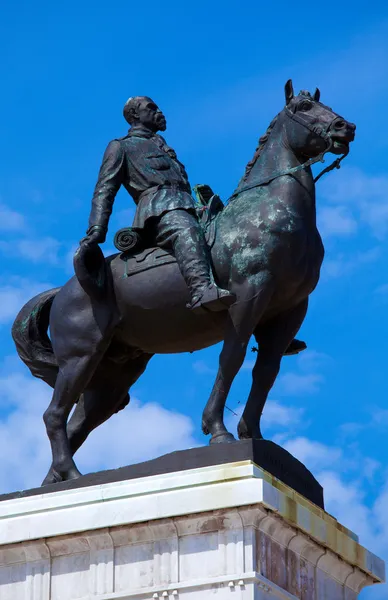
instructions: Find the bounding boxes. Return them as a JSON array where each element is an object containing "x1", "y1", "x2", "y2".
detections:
[{"x1": 147, "y1": 209, "x2": 213, "y2": 301}]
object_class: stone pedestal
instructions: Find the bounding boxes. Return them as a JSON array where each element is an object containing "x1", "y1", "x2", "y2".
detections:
[{"x1": 0, "y1": 450, "x2": 385, "y2": 599}]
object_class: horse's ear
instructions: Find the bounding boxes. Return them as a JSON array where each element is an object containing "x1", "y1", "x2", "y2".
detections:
[
  {"x1": 313, "y1": 87, "x2": 321, "y2": 102},
  {"x1": 285, "y1": 79, "x2": 294, "y2": 105}
]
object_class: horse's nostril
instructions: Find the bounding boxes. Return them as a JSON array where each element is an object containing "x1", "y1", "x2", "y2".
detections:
[{"x1": 334, "y1": 119, "x2": 346, "y2": 130}]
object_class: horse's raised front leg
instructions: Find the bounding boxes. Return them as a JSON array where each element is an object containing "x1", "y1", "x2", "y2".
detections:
[
  {"x1": 238, "y1": 299, "x2": 308, "y2": 440},
  {"x1": 202, "y1": 284, "x2": 273, "y2": 444}
]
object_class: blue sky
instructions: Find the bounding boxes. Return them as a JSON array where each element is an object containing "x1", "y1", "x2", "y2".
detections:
[{"x1": 1, "y1": 2, "x2": 388, "y2": 597}]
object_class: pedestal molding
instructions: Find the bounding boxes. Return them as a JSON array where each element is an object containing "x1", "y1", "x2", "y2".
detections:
[{"x1": 0, "y1": 461, "x2": 384, "y2": 599}]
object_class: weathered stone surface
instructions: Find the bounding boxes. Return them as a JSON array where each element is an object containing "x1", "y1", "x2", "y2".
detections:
[{"x1": 0, "y1": 461, "x2": 384, "y2": 599}]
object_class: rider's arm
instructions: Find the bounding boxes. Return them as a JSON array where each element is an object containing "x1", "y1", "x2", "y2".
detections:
[{"x1": 87, "y1": 140, "x2": 125, "y2": 238}]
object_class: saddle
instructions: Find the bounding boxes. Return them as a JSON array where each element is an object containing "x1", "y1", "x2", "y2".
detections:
[{"x1": 116, "y1": 184, "x2": 224, "y2": 279}]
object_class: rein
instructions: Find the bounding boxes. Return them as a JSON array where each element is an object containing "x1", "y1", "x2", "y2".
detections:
[{"x1": 230, "y1": 106, "x2": 348, "y2": 200}]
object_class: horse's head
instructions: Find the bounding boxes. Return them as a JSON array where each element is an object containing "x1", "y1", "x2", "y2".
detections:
[{"x1": 283, "y1": 79, "x2": 356, "y2": 159}]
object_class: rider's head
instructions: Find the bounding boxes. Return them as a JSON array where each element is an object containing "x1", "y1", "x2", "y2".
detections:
[{"x1": 123, "y1": 96, "x2": 166, "y2": 132}]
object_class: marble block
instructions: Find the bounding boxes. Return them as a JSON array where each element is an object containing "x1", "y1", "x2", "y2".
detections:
[{"x1": 0, "y1": 459, "x2": 385, "y2": 599}]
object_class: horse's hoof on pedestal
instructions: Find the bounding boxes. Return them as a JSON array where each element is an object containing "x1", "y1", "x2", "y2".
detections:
[
  {"x1": 209, "y1": 431, "x2": 236, "y2": 445},
  {"x1": 41, "y1": 465, "x2": 82, "y2": 486},
  {"x1": 237, "y1": 422, "x2": 263, "y2": 441},
  {"x1": 41, "y1": 470, "x2": 57, "y2": 486}
]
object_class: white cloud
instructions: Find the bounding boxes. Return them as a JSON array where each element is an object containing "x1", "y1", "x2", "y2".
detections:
[
  {"x1": 321, "y1": 167, "x2": 388, "y2": 239},
  {"x1": 318, "y1": 205, "x2": 358, "y2": 238},
  {"x1": 319, "y1": 471, "x2": 373, "y2": 542},
  {"x1": 321, "y1": 247, "x2": 381, "y2": 280},
  {"x1": 297, "y1": 350, "x2": 330, "y2": 372},
  {"x1": 339, "y1": 421, "x2": 366, "y2": 438},
  {"x1": 375, "y1": 283, "x2": 388, "y2": 296},
  {"x1": 0, "y1": 237, "x2": 61, "y2": 265},
  {"x1": 173, "y1": 23, "x2": 388, "y2": 154},
  {"x1": 283, "y1": 436, "x2": 342, "y2": 471},
  {"x1": 275, "y1": 350, "x2": 327, "y2": 396},
  {"x1": 225, "y1": 399, "x2": 304, "y2": 439},
  {"x1": 192, "y1": 360, "x2": 216, "y2": 375},
  {"x1": 0, "y1": 203, "x2": 26, "y2": 231},
  {"x1": 277, "y1": 372, "x2": 323, "y2": 395},
  {"x1": 262, "y1": 400, "x2": 304, "y2": 428},
  {"x1": 321, "y1": 167, "x2": 388, "y2": 208},
  {"x1": 76, "y1": 398, "x2": 197, "y2": 474},
  {"x1": 0, "y1": 278, "x2": 53, "y2": 325},
  {"x1": 371, "y1": 408, "x2": 388, "y2": 428},
  {"x1": 65, "y1": 244, "x2": 78, "y2": 274},
  {"x1": 0, "y1": 362, "x2": 198, "y2": 494},
  {"x1": 0, "y1": 371, "x2": 52, "y2": 492}
]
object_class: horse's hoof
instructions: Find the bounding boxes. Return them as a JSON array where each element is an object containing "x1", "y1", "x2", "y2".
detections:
[
  {"x1": 41, "y1": 470, "x2": 57, "y2": 486},
  {"x1": 41, "y1": 466, "x2": 82, "y2": 486},
  {"x1": 41, "y1": 468, "x2": 64, "y2": 486},
  {"x1": 237, "y1": 422, "x2": 263, "y2": 440},
  {"x1": 209, "y1": 431, "x2": 236, "y2": 445},
  {"x1": 63, "y1": 466, "x2": 82, "y2": 481}
]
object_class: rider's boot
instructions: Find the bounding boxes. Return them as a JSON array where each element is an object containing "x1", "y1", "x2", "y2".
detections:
[
  {"x1": 188, "y1": 283, "x2": 236, "y2": 313},
  {"x1": 173, "y1": 221, "x2": 236, "y2": 313}
]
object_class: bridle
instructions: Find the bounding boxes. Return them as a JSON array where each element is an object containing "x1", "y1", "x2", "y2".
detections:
[{"x1": 230, "y1": 103, "x2": 349, "y2": 199}]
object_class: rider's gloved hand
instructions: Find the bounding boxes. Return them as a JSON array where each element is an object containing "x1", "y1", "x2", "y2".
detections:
[{"x1": 81, "y1": 225, "x2": 107, "y2": 246}]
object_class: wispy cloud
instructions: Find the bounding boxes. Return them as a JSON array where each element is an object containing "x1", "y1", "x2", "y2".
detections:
[
  {"x1": 0, "y1": 277, "x2": 53, "y2": 326},
  {"x1": 277, "y1": 372, "x2": 323, "y2": 395},
  {"x1": 173, "y1": 22, "x2": 388, "y2": 151},
  {"x1": 0, "y1": 361, "x2": 199, "y2": 494},
  {"x1": 276, "y1": 350, "x2": 327, "y2": 396},
  {"x1": 375, "y1": 283, "x2": 388, "y2": 296},
  {"x1": 321, "y1": 167, "x2": 388, "y2": 239},
  {"x1": 192, "y1": 360, "x2": 216, "y2": 375},
  {"x1": 225, "y1": 399, "x2": 304, "y2": 439},
  {"x1": 0, "y1": 237, "x2": 61, "y2": 265},
  {"x1": 321, "y1": 247, "x2": 381, "y2": 280},
  {"x1": 262, "y1": 400, "x2": 304, "y2": 428},
  {"x1": 318, "y1": 205, "x2": 358, "y2": 238},
  {"x1": 283, "y1": 436, "x2": 343, "y2": 471},
  {"x1": 297, "y1": 349, "x2": 330, "y2": 372},
  {"x1": 0, "y1": 203, "x2": 26, "y2": 232}
]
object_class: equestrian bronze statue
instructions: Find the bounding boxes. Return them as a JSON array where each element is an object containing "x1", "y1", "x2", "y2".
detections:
[{"x1": 12, "y1": 80, "x2": 355, "y2": 484}]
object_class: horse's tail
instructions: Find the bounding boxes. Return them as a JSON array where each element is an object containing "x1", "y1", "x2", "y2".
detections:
[{"x1": 11, "y1": 288, "x2": 60, "y2": 388}]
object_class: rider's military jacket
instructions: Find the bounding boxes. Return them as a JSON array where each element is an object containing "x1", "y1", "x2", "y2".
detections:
[{"x1": 88, "y1": 127, "x2": 196, "y2": 231}]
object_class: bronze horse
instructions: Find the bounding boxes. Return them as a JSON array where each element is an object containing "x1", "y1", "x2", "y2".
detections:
[{"x1": 12, "y1": 80, "x2": 355, "y2": 484}]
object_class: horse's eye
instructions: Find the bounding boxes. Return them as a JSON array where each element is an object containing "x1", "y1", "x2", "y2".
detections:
[{"x1": 299, "y1": 100, "x2": 313, "y2": 112}]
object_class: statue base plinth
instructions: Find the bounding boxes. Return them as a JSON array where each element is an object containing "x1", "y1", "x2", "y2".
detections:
[
  {"x1": 0, "y1": 439, "x2": 324, "y2": 508},
  {"x1": 0, "y1": 446, "x2": 384, "y2": 599}
]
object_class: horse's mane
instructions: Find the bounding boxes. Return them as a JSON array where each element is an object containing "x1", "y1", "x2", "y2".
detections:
[
  {"x1": 241, "y1": 91, "x2": 318, "y2": 182},
  {"x1": 241, "y1": 113, "x2": 280, "y2": 182}
]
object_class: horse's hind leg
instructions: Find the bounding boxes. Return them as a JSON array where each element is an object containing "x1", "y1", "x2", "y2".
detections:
[
  {"x1": 238, "y1": 299, "x2": 308, "y2": 440},
  {"x1": 43, "y1": 288, "x2": 116, "y2": 482},
  {"x1": 42, "y1": 352, "x2": 152, "y2": 485},
  {"x1": 65, "y1": 353, "x2": 152, "y2": 456}
]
